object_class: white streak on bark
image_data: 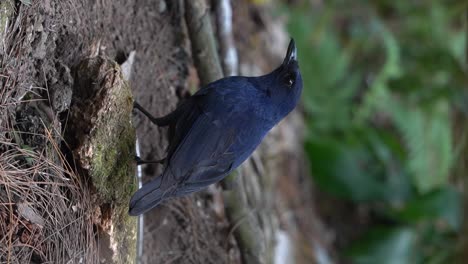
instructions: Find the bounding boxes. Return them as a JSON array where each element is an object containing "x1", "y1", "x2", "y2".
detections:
[
  {"x1": 274, "y1": 230, "x2": 293, "y2": 264},
  {"x1": 135, "y1": 139, "x2": 144, "y2": 264},
  {"x1": 216, "y1": 0, "x2": 238, "y2": 76}
]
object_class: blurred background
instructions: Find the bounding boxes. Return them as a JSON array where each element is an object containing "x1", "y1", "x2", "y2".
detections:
[{"x1": 282, "y1": 0, "x2": 466, "y2": 263}]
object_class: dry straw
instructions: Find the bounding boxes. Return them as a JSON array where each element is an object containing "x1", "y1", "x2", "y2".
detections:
[{"x1": 1, "y1": 1, "x2": 97, "y2": 262}]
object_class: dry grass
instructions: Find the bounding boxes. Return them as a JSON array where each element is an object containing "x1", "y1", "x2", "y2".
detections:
[
  {"x1": 0, "y1": 2, "x2": 97, "y2": 263},
  {"x1": 0, "y1": 128, "x2": 98, "y2": 263}
]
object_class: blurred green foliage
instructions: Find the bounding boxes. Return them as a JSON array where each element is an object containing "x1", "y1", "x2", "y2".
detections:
[{"x1": 286, "y1": 1, "x2": 465, "y2": 263}]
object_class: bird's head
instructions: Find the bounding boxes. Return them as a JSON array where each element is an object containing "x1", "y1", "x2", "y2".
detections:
[{"x1": 258, "y1": 38, "x2": 303, "y2": 117}]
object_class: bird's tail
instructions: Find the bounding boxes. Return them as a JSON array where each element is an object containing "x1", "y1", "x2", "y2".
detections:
[{"x1": 128, "y1": 174, "x2": 170, "y2": 216}]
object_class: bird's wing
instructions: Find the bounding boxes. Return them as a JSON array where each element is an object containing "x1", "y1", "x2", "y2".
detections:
[
  {"x1": 163, "y1": 81, "x2": 255, "y2": 193},
  {"x1": 129, "y1": 88, "x2": 239, "y2": 215},
  {"x1": 166, "y1": 78, "x2": 242, "y2": 161}
]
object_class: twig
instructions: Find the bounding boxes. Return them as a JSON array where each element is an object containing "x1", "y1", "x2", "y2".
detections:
[{"x1": 184, "y1": 0, "x2": 223, "y2": 85}]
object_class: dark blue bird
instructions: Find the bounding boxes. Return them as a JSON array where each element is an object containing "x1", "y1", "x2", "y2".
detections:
[{"x1": 129, "y1": 39, "x2": 302, "y2": 216}]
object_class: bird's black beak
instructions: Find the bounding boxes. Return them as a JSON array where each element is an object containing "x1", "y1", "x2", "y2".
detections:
[{"x1": 282, "y1": 38, "x2": 297, "y2": 66}]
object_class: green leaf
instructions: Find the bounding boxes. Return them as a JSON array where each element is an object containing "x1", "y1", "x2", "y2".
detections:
[
  {"x1": 288, "y1": 9, "x2": 359, "y2": 134},
  {"x1": 285, "y1": 1, "x2": 461, "y2": 263},
  {"x1": 390, "y1": 100, "x2": 453, "y2": 193},
  {"x1": 355, "y1": 18, "x2": 402, "y2": 122},
  {"x1": 393, "y1": 186, "x2": 461, "y2": 231},
  {"x1": 305, "y1": 130, "x2": 411, "y2": 203},
  {"x1": 346, "y1": 227, "x2": 418, "y2": 264}
]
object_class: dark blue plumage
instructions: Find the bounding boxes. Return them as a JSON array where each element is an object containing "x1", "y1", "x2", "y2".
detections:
[{"x1": 129, "y1": 39, "x2": 302, "y2": 216}]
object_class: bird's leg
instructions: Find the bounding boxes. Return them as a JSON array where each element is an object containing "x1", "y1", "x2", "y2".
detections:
[
  {"x1": 135, "y1": 156, "x2": 166, "y2": 165},
  {"x1": 133, "y1": 101, "x2": 183, "y2": 127},
  {"x1": 134, "y1": 101, "x2": 164, "y2": 126}
]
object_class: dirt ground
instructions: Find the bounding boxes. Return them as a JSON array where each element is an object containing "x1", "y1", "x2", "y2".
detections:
[{"x1": 1, "y1": 0, "x2": 329, "y2": 263}]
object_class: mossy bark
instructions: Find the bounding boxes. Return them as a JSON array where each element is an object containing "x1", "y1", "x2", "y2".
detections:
[{"x1": 66, "y1": 56, "x2": 137, "y2": 264}]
